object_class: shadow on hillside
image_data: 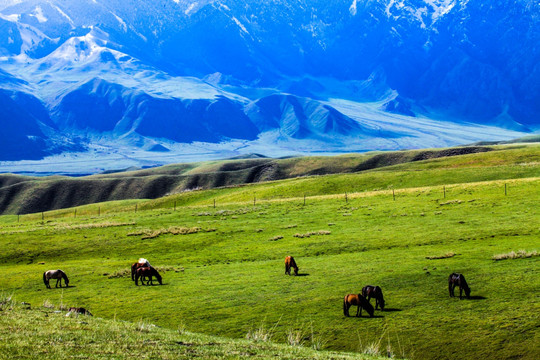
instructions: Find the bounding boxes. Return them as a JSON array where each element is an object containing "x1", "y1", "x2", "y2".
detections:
[
  {"x1": 296, "y1": 273, "x2": 309, "y2": 277},
  {"x1": 466, "y1": 295, "x2": 487, "y2": 300}
]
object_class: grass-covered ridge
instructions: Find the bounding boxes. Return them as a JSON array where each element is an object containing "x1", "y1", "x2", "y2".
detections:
[
  {"x1": 1, "y1": 144, "x2": 539, "y2": 215},
  {"x1": 0, "y1": 145, "x2": 539, "y2": 359},
  {"x1": 0, "y1": 300, "x2": 385, "y2": 360}
]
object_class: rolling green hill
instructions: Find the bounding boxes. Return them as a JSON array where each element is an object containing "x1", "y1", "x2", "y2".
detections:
[
  {"x1": 0, "y1": 144, "x2": 539, "y2": 359},
  {"x1": 2, "y1": 144, "x2": 538, "y2": 215}
]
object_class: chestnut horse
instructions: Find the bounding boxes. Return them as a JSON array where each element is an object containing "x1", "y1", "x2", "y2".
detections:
[
  {"x1": 43, "y1": 270, "x2": 69, "y2": 289},
  {"x1": 135, "y1": 266, "x2": 162, "y2": 286},
  {"x1": 362, "y1": 285, "x2": 385, "y2": 311},
  {"x1": 448, "y1": 273, "x2": 471, "y2": 299},
  {"x1": 285, "y1": 256, "x2": 298, "y2": 276},
  {"x1": 343, "y1": 293, "x2": 374, "y2": 317},
  {"x1": 131, "y1": 258, "x2": 151, "y2": 281}
]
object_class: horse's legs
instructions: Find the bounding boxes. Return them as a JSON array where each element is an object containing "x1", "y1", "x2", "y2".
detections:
[
  {"x1": 375, "y1": 298, "x2": 379, "y2": 310},
  {"x1": 459, "y1": 285, "x2": 463, "y2": 299},
  {"x1": 356, "y1": 305, "x2": 362, "y2": 317},
  {"x1": 449, "y1": 283, "x2": 455, "y2": 297},
  {"x1": 56, "y1": 278, "x2": 60, "y2": 288}
]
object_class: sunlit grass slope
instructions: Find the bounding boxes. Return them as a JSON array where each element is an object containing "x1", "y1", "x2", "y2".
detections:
[{"x1": 0, "y1": 144, "x2": 539, "y2": 360}]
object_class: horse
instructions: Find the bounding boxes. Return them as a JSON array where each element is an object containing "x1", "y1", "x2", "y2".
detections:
[
  {"x1": 362, "y1": 285, "x2": 385, "y2": 311},
  {"x1": 131, "y1": 258, "x2": 151, "y2": 281},
  {"x1": 343, "y1": 293, "x2": 374, "y2": 318},
  {"x1": 285, "y1": 256, "x2": 298, "y2": 276},
  {"x1": 135, "y1": 266, "x2": 162, "y2": 286},
  {"x1": 43, "y1": 270, "x2": 69, "y2": 289},
  {"x1": 66, "y1": 307, "x2": 92, "y2": 317},
  {"x1": 448, "y1": 273, "x2": 471, "y2": 299}
]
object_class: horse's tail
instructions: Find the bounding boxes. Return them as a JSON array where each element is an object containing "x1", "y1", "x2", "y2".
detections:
[
  {"x1": 135, "y1": 270, "x2": 139, "y2": 286},
  {"x1": 343, "y1": 295, "x2": 348, "y2": 316},
  {"x1": 43, "y1": 272, "x2": 48, "y2": 287}
]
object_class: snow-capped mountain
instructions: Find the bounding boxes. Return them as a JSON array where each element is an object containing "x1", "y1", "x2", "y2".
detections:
[{"x1": 0, "y1": 0, "x2": 537, "y2": 170}]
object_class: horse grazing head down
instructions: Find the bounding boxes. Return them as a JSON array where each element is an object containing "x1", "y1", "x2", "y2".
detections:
[
  {"x1": 448, "y1": 273, "x2": 471, "y2": 299},
  {"x1": 285, "y1": 256, "x2": 299, "y2": 276},
  {"x1": 135, "y1": 266, "x2": 163, "y2": 286},
  {"x1": 362, "y1": 285, "x2": 385, "y2": 311},
  {"x1": 43, "y1": 270, "x2": 69, "y2": 289},
  {"x1": 343, "y1": 293, "x2": 374, "y2": 318}
]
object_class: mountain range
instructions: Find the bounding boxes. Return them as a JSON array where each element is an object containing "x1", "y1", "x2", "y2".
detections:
[{"x1": 0, "y1": 0, "x2": 538, "y2": 173}]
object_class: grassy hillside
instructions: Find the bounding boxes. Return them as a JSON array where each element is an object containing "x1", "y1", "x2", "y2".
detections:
[
  {"x1": 1, "y1": 144, "x2": 538, "y2": 215},
  {"x1": 0, "y1": 300, "x2": 384, "y2": 360},
  {"x1": 0, "y1": 145, "x2": 539, "y2": 359}
]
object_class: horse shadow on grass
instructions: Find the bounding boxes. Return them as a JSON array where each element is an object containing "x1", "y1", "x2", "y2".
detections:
[
  {"x1": 381, "y1": 308, "x2": 402, "y2": 312},
  {"x1": 296, "y1": 273, "x2": 309, "y2": 277},
  {"x1": 465, "y1": 295, "x2": 486, "y2": 300}
]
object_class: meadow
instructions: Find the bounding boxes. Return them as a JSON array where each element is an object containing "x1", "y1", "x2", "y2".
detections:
[{"x1": 0, "y1": 144, "x2": 539, "y2": 359}]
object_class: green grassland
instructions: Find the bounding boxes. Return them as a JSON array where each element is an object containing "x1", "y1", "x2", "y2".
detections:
[
  {"x1": 0, "y1": 301, "x2": 381, "y2": 360},
  {"x1": 1, "y1": 144, "x2": 539, "y2": 359}
]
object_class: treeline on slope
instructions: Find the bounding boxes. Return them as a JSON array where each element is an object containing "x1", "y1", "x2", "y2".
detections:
[{"x1": 0, "y1": 146, "x2": 492, "y2": 215}]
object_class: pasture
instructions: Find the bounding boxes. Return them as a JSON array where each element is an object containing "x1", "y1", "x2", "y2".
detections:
[{"x1": 0, "y1": 145, "x2": 539, "y2": 359}]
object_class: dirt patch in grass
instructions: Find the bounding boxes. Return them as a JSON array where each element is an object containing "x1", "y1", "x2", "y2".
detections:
[
  {"x1": 426, "y1": 252, "x2": 455, "y2": 260},
  {"x1": 293, "y1": 230, "x2": 331, "y2": 238}
]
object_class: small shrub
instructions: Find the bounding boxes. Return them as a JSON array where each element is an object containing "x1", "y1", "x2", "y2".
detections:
[
  {"x1": 269, "y1": 235, "x2": 283, "y2": 241},
  {"x1": 294, "y1": 230, "x2": 331, "y2": 238}
]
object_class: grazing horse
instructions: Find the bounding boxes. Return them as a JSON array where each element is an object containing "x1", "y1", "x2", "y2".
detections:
[
  {"x1": 284, "y1": 256, "x2": 298, "y2": 276},
  {"x1": 66, "y1": 307, "x2": 92, "y2": 317},
  {"x1": 362, "y1": 285, "x2": 385, "y2": 311},
  {"x1": 43, "y1": 270, "x2": 69, "y2": 289},
  {"x1": 131, "y1": 258, "x2": 151, "y2": 281},
  {"x1": 135, "y1": 266, "x2": 162, "y2": 286},
  {"x1": 343, "y1": 294, "x2": 374, "y2": 318},
  {"x1": 448, "y1": 273, "x2": 471, "y2": 299}
]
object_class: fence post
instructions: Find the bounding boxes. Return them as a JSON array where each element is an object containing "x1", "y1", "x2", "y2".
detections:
[
  {"x1": 135, "y1": 204, "x2": 138, "y2": 213},
  {"x1": 393, "y1": 189, "x2": 395, "y2": 201},
  {"x1": 505, "y1": 183, "x2": 507, "y2": 196},
  {"x1": 213, "y1": 199, "x2": 216, "y2": 209},
  {"x1": 42, "y1": 212, "x2": 44, "y2": 222},
  {"x1": 17, "y1": 214, "x2": 20, "y2": 223},
  {"x1": 345, "y1": 192, "x2": 348, "y2": 203},
  {"x1": 174, "y1": 201, "x2": 177, "y2": 211},
  {"x1": 74, "y1": 209, "x2": 77, "y2": 218},
  {"x1": 443, "y1": 186, "x2": 446, "y2": 199},
  {"x1": 254, "y1": 196, "x2": 256, "y2": 206},
  {"x1": 98, "y1": 207, "x2": 101, "y2": 216},
  {"x1": 303, "y1": 194, "x2": 306, "y2": 206}
]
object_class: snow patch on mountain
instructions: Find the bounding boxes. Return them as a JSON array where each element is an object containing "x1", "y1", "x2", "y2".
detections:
[{"x1": 30, "y1": 5, "x2": 47, "y2": 23}]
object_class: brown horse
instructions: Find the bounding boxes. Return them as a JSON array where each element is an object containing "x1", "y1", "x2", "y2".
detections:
[
  {"x1": 135, "y1": 266, "x2": 162, "y2": 286},
  {"x1": 362, "y1": 285, "x2": 385, "y2": 311},
  {"x1": 43, "y1": 270, "x2": 69, "y2": 289},
  {"x1": 343, "y1": 294, "x2": 374, "y2": 317},
  {"x1": 448, "y1": 273, "x2": 471, "y2": 299},
  {"x1": 131, "y1": 258, "x2": 151, "y2": 281},
  {"x1": 285, "y1": 256, "x2": 298, "y2": 276}
]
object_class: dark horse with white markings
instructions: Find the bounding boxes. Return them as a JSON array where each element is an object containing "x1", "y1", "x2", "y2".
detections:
[
  {"x1": 135, "y1": 266, "x2": 162, "y2": 286},
  {"x1": 343, "y1": 293, "x2": 374, "y2": 317},
  {"x1": 284, "y1": 256, "x2": 298, "y2": 276},
  {"x1": 362, "y1": 285, "x2": 385, "y2": 311},
  {"x1": 448, "y1": 273, "x2": 471, "y2": 299},
  {"x1": 131, "y1": 258, "x2": 151, "y2": 281},
  {"x1": 43, "y1": 270, "x2": 69, "y2": 289}
]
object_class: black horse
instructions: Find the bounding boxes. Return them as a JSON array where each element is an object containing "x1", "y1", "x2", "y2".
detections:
[
  {"x1": 362, "y1": 285, "x2": 385, "y2": 311},
  {"x1": 448, "y1": 273, "x2": 471, "y2": 299}
]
